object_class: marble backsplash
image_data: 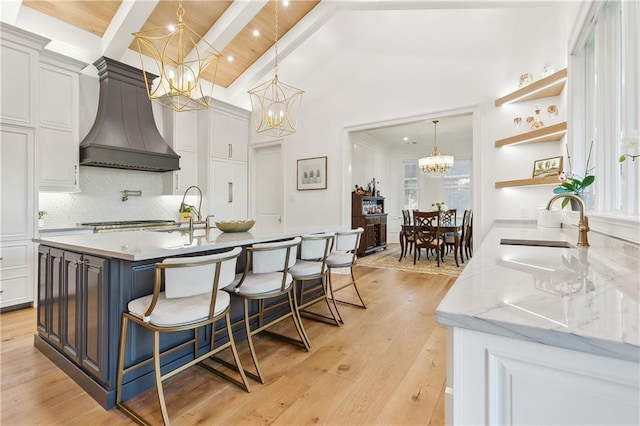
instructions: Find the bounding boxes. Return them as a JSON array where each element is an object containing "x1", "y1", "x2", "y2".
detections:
[{"x1": 39, "y1": 167, "x2": 188, "y2": 228}]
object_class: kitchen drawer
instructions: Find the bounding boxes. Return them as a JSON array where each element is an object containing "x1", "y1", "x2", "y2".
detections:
[
  {"x1": 0, "y1": 274, "x2": 29, "y2": 305},
  {"x1": 0, "y1": 244, "x2": 28, "y2": 269}
]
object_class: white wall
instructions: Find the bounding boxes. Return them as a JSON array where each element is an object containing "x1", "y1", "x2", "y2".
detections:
[{"x1": 246, "y1": 5, "x2": 570, "y2": 242}]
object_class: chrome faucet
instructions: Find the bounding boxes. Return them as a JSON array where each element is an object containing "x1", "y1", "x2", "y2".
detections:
[
  {"x1": 546, "y1": 194, "x2": 590, "y2": 247},
  {"x1": 179, "y1": 185, "x2": 203, "y2": 222}
]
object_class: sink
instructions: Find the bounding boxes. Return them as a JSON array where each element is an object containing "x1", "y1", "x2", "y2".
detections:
[{"x1": 500, "y1": 238, "x2": 573, "y2": 248}]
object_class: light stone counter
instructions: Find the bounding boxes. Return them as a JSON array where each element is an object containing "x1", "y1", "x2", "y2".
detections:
[
  {"x1": 33, "y1": 223, "x2": 339, "y2": 261},
  {"x1": 436, "y1": 223, "x2": 640, "y2": 363}
]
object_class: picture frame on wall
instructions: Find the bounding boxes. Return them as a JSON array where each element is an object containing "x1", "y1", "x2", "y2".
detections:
[
  {"x1": 532, "y1": 156, "x2": 563, "y2": 178},
  {"x1": 297, "y1": 156, "x2": 327, "y2": 190}
]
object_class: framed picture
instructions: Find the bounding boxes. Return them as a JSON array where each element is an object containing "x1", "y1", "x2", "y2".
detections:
[
  {"x1": 297, "y1": 156, "x2": 327, "y2": 190},
  {"x1": 532, "y1": 156, "x2": 563, "y2": 178}
]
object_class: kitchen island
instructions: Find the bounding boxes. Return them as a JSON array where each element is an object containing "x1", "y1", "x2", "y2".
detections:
[
  {"x1": 436, "y1": 223, "x2": 639, "y2": 425},
  {"x1": 33, "y1": 224, "x2": 335, "y2": 409}
]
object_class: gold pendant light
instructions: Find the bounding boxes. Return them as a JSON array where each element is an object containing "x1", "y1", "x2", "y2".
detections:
[
  {"x1": 419, "y1": 120, "x2": 454, "y2": 178},
  {"x1": 133, "y1": 0, "x2": 220, "y2": 112},
  {"x1": 248, "y1": 0, "x2": 304, "y2": 138}
]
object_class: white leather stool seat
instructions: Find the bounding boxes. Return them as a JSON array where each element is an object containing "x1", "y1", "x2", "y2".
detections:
[
  {"x1": 128, "y1": 290, "x2": 230, "y2": 327},
  {"x1": 289, "y1": 259, "x2": 324, "y2": 278},
  {"x1": 228, "y1": 271, "x2": 293, "y2": 295}
]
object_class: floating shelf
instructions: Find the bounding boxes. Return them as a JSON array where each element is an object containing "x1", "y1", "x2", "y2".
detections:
[
  {"x1": 495, "y1": 122, "x2": 567, "y2": 147},
  {"x1": 495, "y1": 68, "x2": 568, "y2": 106},
  {"x1": 495, "y1": 175, "x2": 559, "y2": 188}
]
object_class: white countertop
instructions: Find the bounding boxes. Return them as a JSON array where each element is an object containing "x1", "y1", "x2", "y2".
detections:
[
  {"x1": 436, "y1": 223, "x2": 640, "y2": 363},
  {"x1": 33, "y1": 223, "x2": 339, "y2": 261}
]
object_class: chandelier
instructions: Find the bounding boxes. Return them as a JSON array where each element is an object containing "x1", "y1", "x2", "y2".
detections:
[
  {"x1": 132, "y1": 0, "x2": 220, "y2": 112},
  {"x1": 418, "y1": 120, "x2": 454, "y2": 178},
  {"x1": 248, "y1": 0, "x2": 304, "y2": 138}
]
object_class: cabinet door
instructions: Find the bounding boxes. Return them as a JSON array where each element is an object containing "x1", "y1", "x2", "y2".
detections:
[
  {"x1": 174, "y1": 149, "x2": 198, "y2": 194},
  {"x1": 207, "y1": 109, "x2": 248, "y2": 161},
  {"x1": 228, "y1": 114, "x2": 248, "y2": 161},
  {"x1": 0, "y1": 42, "x2": 35, "y2": 125},
  {"x1": 36, "y1": 246, "x2": 49, "y2": 335},
  {"x1": 209, "y1": 159, "x2": 247, "y2": 221},
  {"x1": 379, "y1": 221, "x2": 387, "y2": 245},
  {"x1": 81, "y1": 254, "x2": 108, "y2": 383},
  {"x1": 0, "y1": 125, "x2": 34, "y2": 241},
  {"x1": 38, "y1": 63, "x2": 80, "y2": 192},
  {"x1": 208, "y1": 109, "x2": 229, "y2": 158},
  {"x1": 364, "y1": 223, "x2": 376, "y2": 250},
  {"x1": 63, "y1": 251, "x2": 81, "y2": 363}
]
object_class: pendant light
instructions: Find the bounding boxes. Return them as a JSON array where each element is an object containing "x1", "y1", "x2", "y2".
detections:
[
  {"x1": 248, "y1": 0, "x2": 304, "y2": 138},
  {"x1": 133, "y1": 0, "x2": 221, "y2": 112},
  {"x1": 419, "y1": 120, "x2": 454, "y2": 178}
]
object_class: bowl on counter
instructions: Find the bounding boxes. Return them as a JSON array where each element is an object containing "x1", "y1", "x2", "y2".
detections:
[{"x1": 215, "y1": 220, "x2": 255, "y2": 233}]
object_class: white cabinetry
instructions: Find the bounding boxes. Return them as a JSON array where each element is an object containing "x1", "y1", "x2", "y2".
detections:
[
  {"x1": 37, "y1": 51, "x2": 85, "y2": 192},
  {"x1": 446, "y1": 327, "x2": 639, "y2": 425},
  {"x1": 0, "y1": 125, "x2": 35, "y2": 310},
  {"x1": 198, "y1": 100, "x2": 250, "y2": 220},
  {"x1": 163, "y1": 109, "x2": 199, "y2": 194}
]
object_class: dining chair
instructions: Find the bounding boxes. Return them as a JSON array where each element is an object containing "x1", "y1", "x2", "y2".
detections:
[
  {"x1": 400, "y1": 209, "x2": 415, "y2": 260},
  {"x1": 226, "y1": 237, "x2": 309, "y2": 383},
  {"x1": 462, "y1": 209, "x2": 473, "y2": 260},
  {"x1": 290, "y1": 232, "x2": 341, "y2": 330},
  {"x1": 325, "y1": 227, "x2": 366, "y2": 324},
  {"x1": 442, "y1": 208, "x2": 457, "y2": 256},
  {"x1": 115, "y1": 247, "x2": 250, "y2": 426},
  {"x1": 413, "y1": 210, "x2": 444, "y2": 266}
]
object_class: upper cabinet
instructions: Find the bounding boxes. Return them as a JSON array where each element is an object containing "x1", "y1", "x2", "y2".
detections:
[
  {"x1": 162, "y1": 109, "x2": 199, "y2": 195},
  {"x1": 0, "y1": 24, "x2": 47, "y2": 127},
  {"x1": 494, "y1": 68, "x2": 568, "y2": 188},
  {"x1": 199, "y1": 101, "x2": 248, "y2": 162},
  {"x1": 37, "y1": 51, "x2": 85, "y2": 192}
]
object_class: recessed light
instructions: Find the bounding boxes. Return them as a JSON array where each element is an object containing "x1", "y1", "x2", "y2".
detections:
[
  {"x1": 253, "y1": 29, "x2": 260, "y2": 37},
  {"x1": 168, "y1": 25, "x2": 175, "y2": 32},
  {"x1": 282, "y1": 0, "x2": 289, "y2": 6},
  {"x1": 227, "y1": 56, "x2": 234, "y2": 62},
  {"x1": 403, "y1": 137, "x2": 409, "y2": 141}
]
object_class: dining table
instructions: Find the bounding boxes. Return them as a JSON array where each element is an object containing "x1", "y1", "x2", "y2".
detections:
[{"x1": 399, "y1": 219, "x2": 463, "y2": 267}]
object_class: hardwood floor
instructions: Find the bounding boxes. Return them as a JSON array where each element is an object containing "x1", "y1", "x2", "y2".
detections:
[{"x1": 1, "y1": 266, "x2": 454, "y2": 425}]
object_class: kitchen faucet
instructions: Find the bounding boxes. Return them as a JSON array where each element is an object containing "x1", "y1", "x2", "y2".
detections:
[
  {"x1": 546, "y1": 194, "x2": 590, "y2": 247},
  {"x1": 179, "y1": 185, "x2": 214, "y2": 232}
]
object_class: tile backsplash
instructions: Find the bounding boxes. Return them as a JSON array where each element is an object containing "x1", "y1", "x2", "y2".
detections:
[{"x1": 39, "y1": 167, "x2": 185, "y2": 227}]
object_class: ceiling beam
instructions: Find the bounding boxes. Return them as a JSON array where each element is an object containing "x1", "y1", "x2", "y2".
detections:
[{"x1": 101, "y1": 0, "x2": 159, "y2": 60}]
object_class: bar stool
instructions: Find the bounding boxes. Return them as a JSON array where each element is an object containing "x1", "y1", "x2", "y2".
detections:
[
  {"x1": 115, "y1": 247, "x2": 249, "y2": 426},
  {"x1": 326, "y1": 228, "x2": 366, "y2": 323},
  {"x1": 226, "y1": 237, "x2": 308, "y2": 383},
  {"x1": 289, "y1": 232, "x2": 340, "y2": 330}
]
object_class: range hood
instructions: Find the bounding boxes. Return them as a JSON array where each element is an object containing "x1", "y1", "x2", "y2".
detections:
[{"x1": 79, "y1": 57, "x2": 179, "y2": 172}]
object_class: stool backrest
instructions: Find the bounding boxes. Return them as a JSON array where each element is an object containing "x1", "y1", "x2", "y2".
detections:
[
  {"x1": 162, "y1": 247, "x2": 242, "y2": 299},
  {"x1": 251, "y1": 237, "x2": 301, "y2": 273},
  {"x1": 334, "y1": 227, "x2": 364, "y2": 252},
  {"x1": 300, "y1": 232, "x2": 335, "y2": 261}
]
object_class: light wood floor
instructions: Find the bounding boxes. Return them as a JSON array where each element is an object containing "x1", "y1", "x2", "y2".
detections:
[{"x1": 1, "y1": 265, "x2": 454, "y2": 425}]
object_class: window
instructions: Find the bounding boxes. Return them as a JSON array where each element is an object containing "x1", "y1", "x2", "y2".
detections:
[
  {"x1": 443, "y1": 158, "x2": 471, "y2": 213},
  {"x1": 402, "y1": 161, "x2": 418, "y2": 210},
  {"x1": 571, "y1": 0, "x2": 639, "y2": 216}
]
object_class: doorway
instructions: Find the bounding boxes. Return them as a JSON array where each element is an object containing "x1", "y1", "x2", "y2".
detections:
[{"x1": 251, "y1": 142, "x2": 284, "y2": 228}]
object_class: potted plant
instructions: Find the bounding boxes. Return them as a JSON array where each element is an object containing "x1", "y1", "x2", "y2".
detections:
[
  {"x1": 38, "y1": 211, "x2": 47, "y2": 227},
  {"x1": 553, "y1": 142, "x2": 595, "y2": 209},
  {"x1": 179, "y1": 205, "x2": 192, "y2": 222}
]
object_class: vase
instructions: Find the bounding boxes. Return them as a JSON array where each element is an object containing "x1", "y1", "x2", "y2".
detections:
[{"x1": 569, "y1": 194, "x2": 585, "y2": 212}]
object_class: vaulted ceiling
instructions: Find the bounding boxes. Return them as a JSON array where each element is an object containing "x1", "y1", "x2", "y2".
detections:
[{"x1": 9, "y1": 0, "x2": 322, "y2": 93}]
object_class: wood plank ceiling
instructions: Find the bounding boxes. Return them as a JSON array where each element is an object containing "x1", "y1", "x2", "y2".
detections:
[{"x1": 22, "y1": 0, "x2": 320, "y2": 88}]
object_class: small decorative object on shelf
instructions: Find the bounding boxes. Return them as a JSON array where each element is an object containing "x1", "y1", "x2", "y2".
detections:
[
  {"x1": 513, "y1": 116, "x2": 522, "y2": 130},
  {"x1": 547, "y1": 104, "x2": 558, "y2": 121},
  {"x1": 541, "y1": 62, "x2": 555, "y2": 78},
  {"x1": 526, "y1": 116, "x2": 535, "y2": 128},
  {"x1": 531, "y1": 104, "x2": 545, "y2": 129},
  {"x1": 519, "y1": 72, "x2": 533, "y2": 88},
  {"x1": 532, "y1": 156, "x2": 563, "y2": 179}
]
